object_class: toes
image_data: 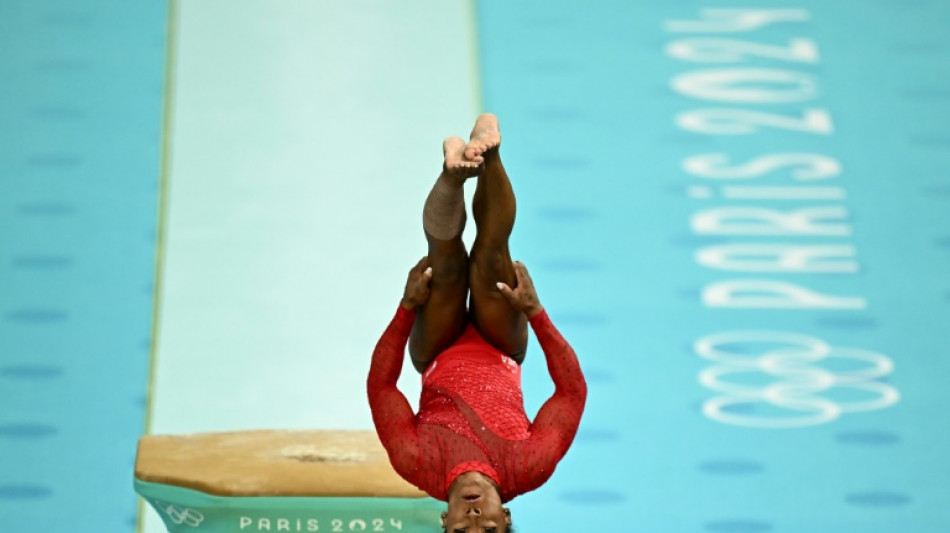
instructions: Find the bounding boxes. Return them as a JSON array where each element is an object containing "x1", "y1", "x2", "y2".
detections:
[{"x1": 464, "y1": 144, "x2": 484, "y2": 160}]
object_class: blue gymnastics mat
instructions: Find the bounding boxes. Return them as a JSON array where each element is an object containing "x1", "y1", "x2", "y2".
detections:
[
  {"x1": 475, "y1": 1, "x2": 950, "y2": 531},
  {"x1": 0, "y1": 1, "x2": 166, "y2": 531},
  {"x1": 2, "y1": 1, "x2": 950, "y2": 532}
]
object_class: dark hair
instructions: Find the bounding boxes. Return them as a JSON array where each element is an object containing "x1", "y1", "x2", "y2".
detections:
[{"x1": 443, "y1": 526, "x2": 515, "y2": 533}]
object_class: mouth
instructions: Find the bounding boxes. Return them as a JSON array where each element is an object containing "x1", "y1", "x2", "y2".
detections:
[{"x1": 462, "y1": 493, "x2": 482, "y2": 503}]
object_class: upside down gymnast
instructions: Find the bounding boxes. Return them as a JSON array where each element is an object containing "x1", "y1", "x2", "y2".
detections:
[{"x1": 367, "y1": 114, "x2": 587, "y2": 533}]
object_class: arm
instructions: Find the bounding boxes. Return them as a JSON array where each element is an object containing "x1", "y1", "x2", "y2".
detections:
[
  {"x1": 497, "y1": 262, "x2": 587, "y2": 487},
  {"x1": 367, "y1": 305, "x2": 422, "y2": 478},
  {"x1": 528, "y1": 310, "x2": 587, "y2": 445},
  {"x1": 366, "y1": 258, "x2": 433, "y2": 479},
  {"x1": 517, "y1": 310, "x2": 587, "y2": 492}
]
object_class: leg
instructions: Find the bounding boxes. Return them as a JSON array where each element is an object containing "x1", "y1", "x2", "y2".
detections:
[
  {"x1": 408, "y1": 137, "x2": 479, "y2": 373},
  {"x1": 467, "y1": 114, "x2": 528, "y2": 361}
]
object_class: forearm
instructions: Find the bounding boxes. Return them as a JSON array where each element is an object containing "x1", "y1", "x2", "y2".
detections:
[
  {"x1": 523, "y1": 310, "x2": 586, "y2": 487},
  {"x1": 367, "y1": 305, "x2": 416, "y2": 392},
  {"x1": 530, "y1": 309, "x2": 587, "y2": 402},
  {"x1": 365, "y1": 306, "x2": 423, "y2": 480}
]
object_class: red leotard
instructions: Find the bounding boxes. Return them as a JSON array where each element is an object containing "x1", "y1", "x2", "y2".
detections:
[{"x1": 367, "y1": 305, "x2": 587, "y2": 502}]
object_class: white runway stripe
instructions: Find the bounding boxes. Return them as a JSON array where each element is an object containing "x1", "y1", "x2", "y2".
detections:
[{"x1": 146, "y1": 2, "x2": 479, "y2": 531}]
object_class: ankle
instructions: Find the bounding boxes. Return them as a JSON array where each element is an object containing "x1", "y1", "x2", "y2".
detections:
[{"x1": 439, "y1": 170, "x2": 468, "y2": 188}]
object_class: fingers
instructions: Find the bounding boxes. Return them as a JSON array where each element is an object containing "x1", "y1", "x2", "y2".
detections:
[
  {"x1": 409, "y1": 257, "x2": 433, "y2": 290},
  {"x1": 495, "y1": 281, "x2": 514, "y2": 301},
  {"x1": 512, "y1": 261, "x2": 525, "y2": 285},
  {"x1": 512, "y1": 260, "x2": 533, "y2": 288},
  {"x1": 412, "y1": 256, "x2": 432, "y2": 277},
  {"x1": 420, "y1": 257, "x2": 432, "y2": 281},
  {"x1": 497, "y1": 261, "x2": 541, "y2": 316}
]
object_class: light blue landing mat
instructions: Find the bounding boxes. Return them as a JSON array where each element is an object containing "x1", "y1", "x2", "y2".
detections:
[
  {"x1": 0, "y1": 1, "x2": 167, "y2": 531},
  {"x1": 476, "y1": 1, "x2": 950, "y2": 531}
]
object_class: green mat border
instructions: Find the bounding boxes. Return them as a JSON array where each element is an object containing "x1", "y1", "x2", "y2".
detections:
[{"x1": 136, "y1": 479, "x2": 444, "y2": 532}]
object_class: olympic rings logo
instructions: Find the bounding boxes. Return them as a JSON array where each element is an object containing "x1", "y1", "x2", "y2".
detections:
[
  {"x1": 153, "y1": 500, "x2": 205, "y2": 528},
  {"x1": 695, "y1": 331, "x2": 900, "y2": 428}
]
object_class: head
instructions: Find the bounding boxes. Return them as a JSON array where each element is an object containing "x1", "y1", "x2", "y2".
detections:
[{"x1": 442, "y1": 472, "x2": 513, "y2": 533}]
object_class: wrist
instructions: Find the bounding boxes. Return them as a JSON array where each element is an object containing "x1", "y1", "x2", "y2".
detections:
[
  {"x1": 525, "y1": 304, "x2": 544, "y2": 319},
  {"x1": 400, "y1": 298, "x2": 417, "y2": 311}
]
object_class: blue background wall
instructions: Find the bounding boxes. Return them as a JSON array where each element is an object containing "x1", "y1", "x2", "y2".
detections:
[{"x1": 1, "y1": 1, "x2": 948, "y2": 531}]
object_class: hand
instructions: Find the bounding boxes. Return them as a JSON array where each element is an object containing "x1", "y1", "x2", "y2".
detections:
[
  {"x1": 496, "y1": 261, "x2": 543, "y2": 318},
  {"x1": 401, "y1": 257, "x2": 433, "y2": 310}
]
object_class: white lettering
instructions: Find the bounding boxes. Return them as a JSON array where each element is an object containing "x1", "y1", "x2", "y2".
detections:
[
  {"x1": 278, "y1": 518, "x2": 290, "y2": 531},
  {"x1": 683, "y1": 153, "x2": 842, "y2": 180},
  {"x1": 259, "y1": 518, "x2": 272, "y2": 531},
  {"x1": 696, "y1": 244, "x2": 858, "y2": 273},
  {"x1": 309, "y1": 518, "x2": 320, "y2": 531},
  {"x1": 665, "y1": 9, "x2": 810, "y2": 33},
  {"x1": 241, "y1": 517, "x2": 253, "y2": 529},
  {"x1": 677, "y1": 107, "x2": 833, "y2": 135},
  {"x1": 720, "y1": 186, "x2": 845, "y2": 200},
  {"x1": 666, "y1": 37, "x2": 819, "y2": 63},
  {"x1": 703, "y1": 279, "x2": 866, "y2": 309},
  {"x1": 692, "y1": 206, "x2": 850, "y2": 235},
  {"x1": 672, "y1": 68, "x2": 818, "y2": 103}
]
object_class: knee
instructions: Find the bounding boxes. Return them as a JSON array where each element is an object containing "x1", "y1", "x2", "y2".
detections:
[
  {"x1": 471, "y1": 247, "x2": 512, "y2": 284},
  {"x1": 432, "y1": 255, "x2": 469, "y2": 283}
]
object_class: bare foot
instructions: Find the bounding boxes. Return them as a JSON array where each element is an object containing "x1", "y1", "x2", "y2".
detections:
[
  {"x1": 464, "y1": 113, "x2": 501, "y2": 161},
  {"x1": 443, "y1": 136, "x2": 482, "y2": 181}
]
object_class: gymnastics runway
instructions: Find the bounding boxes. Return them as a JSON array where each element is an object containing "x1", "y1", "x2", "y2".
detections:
[{"x1": 2, "y1": 0, "x2": 949, "y2": 531}]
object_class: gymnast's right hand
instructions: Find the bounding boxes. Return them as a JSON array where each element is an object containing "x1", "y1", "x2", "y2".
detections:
[
  {"x1": 496, "y1": 261, "x2": 544, "y2": 318},
  {"x1": 400, "y1": 256, "x2": 433, "y2": 311}
]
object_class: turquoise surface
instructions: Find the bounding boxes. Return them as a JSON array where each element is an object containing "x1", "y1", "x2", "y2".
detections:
[
  {"x1": 475, "y1": 1, "x2": 950, "y2": 531},
  {"x1": 2, "y1": 1, "x2": 950, "y2": 532},
  {"x1": 0, "y1": 1, "x2": 167, "y2": 532}
]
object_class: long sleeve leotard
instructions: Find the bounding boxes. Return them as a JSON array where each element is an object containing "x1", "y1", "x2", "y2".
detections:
[{"x1": 367, "y1": 305, "x2": 587, "y2": 502}]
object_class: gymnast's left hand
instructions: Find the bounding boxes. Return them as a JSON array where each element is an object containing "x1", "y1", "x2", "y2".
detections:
[{"x1": 400, "y1": 256, "x2": 433, "y2": 311}]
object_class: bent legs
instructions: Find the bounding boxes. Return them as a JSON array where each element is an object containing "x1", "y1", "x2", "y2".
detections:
[
  {"x1": 467, "y1": 115, "x2": 528, "y2": 361},
  {"x1": 408, "y1": 137, "x2": 477, "y2": 373},
  {"x1": 408, "y1": 117, "x2": 528, "y2": 372}
]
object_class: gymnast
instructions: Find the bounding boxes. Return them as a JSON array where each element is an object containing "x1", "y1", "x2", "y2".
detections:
[{"x1": 367, "y1": 114, "x2": 587, "y2": 533}]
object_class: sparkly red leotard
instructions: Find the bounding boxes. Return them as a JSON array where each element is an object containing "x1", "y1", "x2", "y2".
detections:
[{"x1": 367, "y1": 305, "x2": 587, "y2": 502}]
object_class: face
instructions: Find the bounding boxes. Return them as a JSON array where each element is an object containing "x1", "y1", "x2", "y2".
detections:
[{"x1": 442, "y1": 472, "x2": 511, "y2": 533}]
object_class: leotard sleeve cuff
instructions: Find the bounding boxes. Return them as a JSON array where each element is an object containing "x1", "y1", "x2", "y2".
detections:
[
  {"x1": 528, "y1": 308, "x2": 550, "y2": 329},
  {"x1": 393, "y1": 304, "x2": 417, "y2": 331}
]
